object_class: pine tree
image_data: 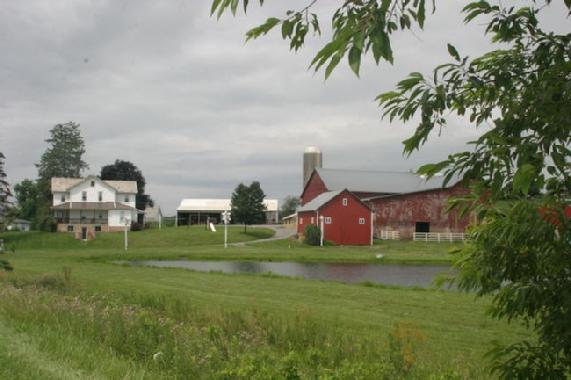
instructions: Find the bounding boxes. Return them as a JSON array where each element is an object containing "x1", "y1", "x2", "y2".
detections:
[
  {"x1": 0, "y1": 152, "x2": 13, "y2": 271},
  {"x1": 35, "y1": 122, "x2": 88, "y2": 231},
  {"x1": 36, "y1": 122, "x2": 88, "y2": 180}
]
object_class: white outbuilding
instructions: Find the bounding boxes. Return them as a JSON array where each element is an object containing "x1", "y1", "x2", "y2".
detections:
[{"x1": 176, "y1": 198, "x2": 278, "y2": 225}]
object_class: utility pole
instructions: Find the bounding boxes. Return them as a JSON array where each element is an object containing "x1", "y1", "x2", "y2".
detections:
[
  {"x1": 319, "y1": 215, "x2": 324, "y2": 247},
  {"x1": 222, "y1": 210, "x2": 231, "y2": 248},
  {"x1": 124, "y1": 218, "x2": 130, "y2": 252}
]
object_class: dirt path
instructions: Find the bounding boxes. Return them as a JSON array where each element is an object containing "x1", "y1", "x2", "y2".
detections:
[{"x1": 230, "y1": 224, "x2": 296, "y2": 246}]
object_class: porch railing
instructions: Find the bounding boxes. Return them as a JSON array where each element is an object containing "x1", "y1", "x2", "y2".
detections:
[{"x1": 55, "y1": 218, "x2": 108, "y2": 225}]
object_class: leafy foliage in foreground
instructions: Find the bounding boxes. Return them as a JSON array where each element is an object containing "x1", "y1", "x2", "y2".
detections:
[{"x1": 212, "y1": 0, "x2": 571, "y2": 377}]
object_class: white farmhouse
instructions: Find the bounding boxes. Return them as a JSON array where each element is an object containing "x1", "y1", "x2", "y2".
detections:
[{"x1": 51, "y1": 176, "x2": 139, "y2": 239}]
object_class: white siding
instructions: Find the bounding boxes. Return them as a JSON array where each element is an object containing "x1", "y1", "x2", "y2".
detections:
[
  {"x1": 108, "y1": 209, "x2": 137, "y2": 227},
  {"x1": 68, "y1": 180, "x2": 115, "y2": 203},
  {"x1": 116, "y1": 193, "x2": 136, "y2": 209},
  {"x1": 53, "y1": 192, "x2": 68, "y2": 206}
]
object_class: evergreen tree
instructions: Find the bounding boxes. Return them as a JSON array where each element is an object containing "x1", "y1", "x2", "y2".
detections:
[
  {"x1": 0, "y1": 153, "x2": 11, "y2": 230},
  {"x1": 35, "y1": 122, "x2": 88, "y2": 231},
  {"x1": 231, "y1": 181, "x2": 267, "y2": 232},
  {"x1": 0, "y1": 152, "x2": 13, "y2": 272},
  {"x1": 36, "y1": 122, "x2": 88, "y2": 180}
]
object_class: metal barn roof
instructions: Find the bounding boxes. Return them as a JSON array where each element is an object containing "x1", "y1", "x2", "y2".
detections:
[
  {"x1": 315, "y1": 168, "x2": 453, "y2": 194},
  {"x1": 177, "y1": 199, "x2": 278, "y2": 212},
  {"x1": 297, "y1": 190, "x2": 344, "y2": 212}
]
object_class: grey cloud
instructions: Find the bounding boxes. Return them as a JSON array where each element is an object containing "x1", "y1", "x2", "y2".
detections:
[{"x1": 1, "y1": 1, "x2": 568, "y2": 214}]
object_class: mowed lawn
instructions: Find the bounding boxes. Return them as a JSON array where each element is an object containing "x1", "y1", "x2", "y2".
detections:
[{"x1": 0, "y1": 227, "x2": 531, "y2": 379}]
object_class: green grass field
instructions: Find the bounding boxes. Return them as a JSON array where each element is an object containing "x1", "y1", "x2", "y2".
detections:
[{"x1": 0, "y1": 227, "x2": 531, "y2": 379}]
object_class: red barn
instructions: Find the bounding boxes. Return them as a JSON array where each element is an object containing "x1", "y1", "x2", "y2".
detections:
[
  {"x1": 298, "y1": 167, "x2": 470, "y2": 240},
  {"x1": 297, "y1": 189, "x2": 373, "y2": 245},
  {"x1": 366, "y1": 183, "x2": 471, "y2": 239}
]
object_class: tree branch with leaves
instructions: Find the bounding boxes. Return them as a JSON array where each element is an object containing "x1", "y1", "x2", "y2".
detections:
[{"x1": 213, "y1": 0, "x2": 571, "y2": 377}]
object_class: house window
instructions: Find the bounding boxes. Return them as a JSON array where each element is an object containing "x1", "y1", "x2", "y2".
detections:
[
  {"x1": 90, "y1": 180, "x2": 95, "y2": 187},
  {"x1": 120, "y1": 211, "x2": 125, "y2": 223},
  {"x1": 299, "y1": 217, "x2": 303, "y2": 225},
  {"x1": 67, "y1": 225, "x2": 74, "y2": 232},
  {"x1": 60, "y1": 194, "x2": 65, "y2": 202},
  {"x1": 82, "y1": 191, "x2": 87, "y2": 201},
  {"x1": 342, "y1": 198, "x2": 348, "y2": 206},
  {"x1": 95, "y1": 225, "x2": 102, "y2": 232},
  {"x1": 311, "y1": 217, "x2": 314, "y2": 224},
  {"x1": 98, "y1": 191, "x2": 103, "y2": 202},
  {"x1": 124, "y1": 195, "x2": 129, "y2": 202},
  {"x1": 359, "y1": 217, "x2": 366, "y2": 225},
  {"x1": 325, "y1": 217, "x2": 332, "y2": 224}
]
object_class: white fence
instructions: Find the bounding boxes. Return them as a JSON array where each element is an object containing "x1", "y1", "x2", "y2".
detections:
[
  {"x1": 379, "y1": 230, "x2": 400, "y2": 240},
  {"x1": 413, "y1": 232, "x2": 466, "y2": 242}
]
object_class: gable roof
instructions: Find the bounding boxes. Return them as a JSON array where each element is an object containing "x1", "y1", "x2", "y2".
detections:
[
  {"x1": 313, "y1": 168, "x2": 454, "y2": 194},
  {"x1": 297, "y1": 190, "x2": 344, "y2": 212},
  {"x1": 51, "y1": 177, "x2": 137, "y2": 193}
]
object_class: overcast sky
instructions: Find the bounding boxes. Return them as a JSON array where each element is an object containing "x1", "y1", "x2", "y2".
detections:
[{"x1": 1, "y1": 1, "x2": 567, "y2": 214}]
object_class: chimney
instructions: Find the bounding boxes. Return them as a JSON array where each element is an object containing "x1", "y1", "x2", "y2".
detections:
[{"x1": 303, "y1": 146, "x2": 322, "y2": 188}]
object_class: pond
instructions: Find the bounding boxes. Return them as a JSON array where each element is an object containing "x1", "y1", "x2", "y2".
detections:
[{"x1": 127, "y1": 260, "x2": 453, "y2": 288}]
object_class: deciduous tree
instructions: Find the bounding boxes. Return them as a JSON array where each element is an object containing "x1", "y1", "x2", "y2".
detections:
[
  {"x1": 213, "y1": 1, "x2": 571, "y2": 376},
  {"x1": 101, "y1": 160, "x2": 153, "y2": 223},
  {"x1": 13, "y1": 179, "x2": 40, "y2": 223},
  {"x1": 280, "y1": 195, "x2": 300, "y2": 220},
  {"x1": 231, "y1": 181, "x2": 267, "y2": 232}
]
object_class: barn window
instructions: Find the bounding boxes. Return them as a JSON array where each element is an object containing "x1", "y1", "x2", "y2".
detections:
[
  {"x1": 124, "y1": 195, "x2": 130, "y2": 202},
  {"x1": 67, "y1": 225, "x2": 74, "y2": 232},
  {"x1": 60, "y1": 194, "x2": 65, "y2": 202},
  {"x1": 98, "y1": 191, "x2": 103, "y2": 202},
  {"x1": 95, "y1": 225, "x2": 102, "y2": 232},
  {"x1": 342, "y1": 198, "x2": 348, "y2": 206},
  {"x1": 325, "y1": 217, "x2": 332, "y2": 224},
  {"x1": 415, "y1": 222, "x2": 430, "y2": 233},
  {"x1": 90, "y1": 180, "x2": 95, "y2": 187},
  {"x1": 359, "y1": 217, "x2": 365, "y2": 225},
  {"x1": 81, "y1": 191, "x2": 87, "y2": 201},
  {"x1": 299, "y1": 217, "x2": 303, "y2": 225},
  {"x1": 311, "y1": 217, "x2": 314, "y2": 224}
]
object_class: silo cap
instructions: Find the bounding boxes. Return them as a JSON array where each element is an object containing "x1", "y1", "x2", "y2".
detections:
[{"x1": 304, "y1": 146, "x2": 321, "y2": 153}]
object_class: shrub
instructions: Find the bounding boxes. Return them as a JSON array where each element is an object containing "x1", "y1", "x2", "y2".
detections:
[
  {"x1": 303, "y1": 224, "x2": 321, "y2": 246},
  {"x1": 130, "y1": 222, "x2": 143, "y2": 231}
]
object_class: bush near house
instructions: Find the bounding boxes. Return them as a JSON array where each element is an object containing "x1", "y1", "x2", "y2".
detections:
[{"x1": 304, "y1": 224, "x2": 321, "y2": 246}]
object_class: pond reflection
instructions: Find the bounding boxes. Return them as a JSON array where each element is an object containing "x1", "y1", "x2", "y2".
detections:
[{"x1": 128, "y1": 260, "x2": 453, "y2": 288}]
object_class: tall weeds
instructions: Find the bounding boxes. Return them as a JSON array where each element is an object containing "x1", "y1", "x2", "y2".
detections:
[{"x1": 0, "y1": 275, "x2": 467, "y2": 379}]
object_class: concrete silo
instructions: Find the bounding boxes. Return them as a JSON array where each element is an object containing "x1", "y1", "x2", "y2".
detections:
[{"x1": 303, "y1": 146, "x2": 322, "y2": 188}]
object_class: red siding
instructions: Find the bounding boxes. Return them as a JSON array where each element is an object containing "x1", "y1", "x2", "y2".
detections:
[
  {"x1": 301, "y1": 172, "x2": 328, "y2": 205},
  {"x1": 297, "y1": 190, "x2": 372, "y2": 245},
  {"x1": 368, "y1": 184, "x2": 470, "y2": 239}
]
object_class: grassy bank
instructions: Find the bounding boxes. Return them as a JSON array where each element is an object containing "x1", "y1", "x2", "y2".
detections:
[
  {"x1": 2, "y1": 226, "x2": 459, "y2": 264},
  {"x1": 0, "y1": 227, "x2": 530, "y2": 378}
]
